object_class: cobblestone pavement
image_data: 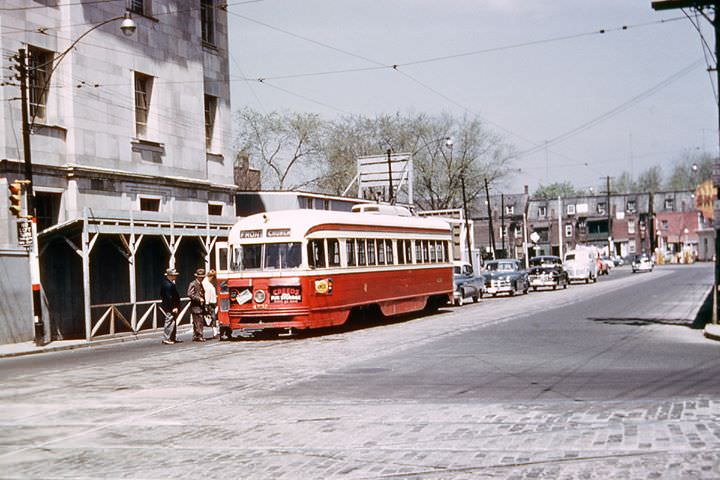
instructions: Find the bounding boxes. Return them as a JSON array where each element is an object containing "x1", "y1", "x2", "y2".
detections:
[{"x1": 0, "y1": 265, "x2": 718, "y2": 479}]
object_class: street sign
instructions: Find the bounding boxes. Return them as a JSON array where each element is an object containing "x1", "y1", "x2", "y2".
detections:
[{"x1": 16, "y1": 219, "x2": 32, "y2": 247}]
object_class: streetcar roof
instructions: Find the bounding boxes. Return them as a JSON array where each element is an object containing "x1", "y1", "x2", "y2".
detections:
[{"x1": 228, "y1": 209, "x2": 452, "y2": 243}]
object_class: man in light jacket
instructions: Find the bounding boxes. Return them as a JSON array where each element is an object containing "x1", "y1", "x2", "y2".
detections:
[{"x1": 187, "y1": 268, "x2": 206, "y2": 342}]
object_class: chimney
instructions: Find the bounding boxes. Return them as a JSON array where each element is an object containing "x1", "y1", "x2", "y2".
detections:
[{"x1": 524, "y1": 185, "x2": 529, "y2": 195}]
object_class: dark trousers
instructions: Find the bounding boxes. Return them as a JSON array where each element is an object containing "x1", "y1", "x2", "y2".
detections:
[{"x1": 191, "y1": 312, "x2": 205, "y2": 339}]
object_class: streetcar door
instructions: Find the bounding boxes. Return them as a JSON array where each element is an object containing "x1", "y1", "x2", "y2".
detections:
[{"x1": 215, "y1": 241, "x2": 230, "y2": 273}]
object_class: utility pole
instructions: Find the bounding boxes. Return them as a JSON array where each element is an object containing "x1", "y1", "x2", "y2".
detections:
[
  {"x1": 460, "y1": 177, "x2": 473, "y2": 266},
  {"x1": 606, "y1": 176, "x2": 613, "y2": 256},
  {"x1": 386, "y1": 148, "x2": 393, "y2": 204},
  {"x1": 13, "y1": 49, "x2": 45, "y2": 345},
  {"x1": 651, "y1": 1, "x2": 720, "y2": 322},
  {"x1": 500, "y1": 194, "x2": 506, "y2": 258},
  {"x1": 484, "y1": 178, "x2": 497, "y2": 260}
]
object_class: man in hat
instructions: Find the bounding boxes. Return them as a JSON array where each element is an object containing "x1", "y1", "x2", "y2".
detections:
[
  {"x1": 187, "y1": 268, "x2": 207, "y2": 342},
  {"x1": 160, "y1": 267, "x2": 182, "y2": 345}
]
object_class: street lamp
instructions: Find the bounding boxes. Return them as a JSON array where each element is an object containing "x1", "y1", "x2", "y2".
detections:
[{"x1": 13, "y1": 12, "x2": 137, "y2": 345}]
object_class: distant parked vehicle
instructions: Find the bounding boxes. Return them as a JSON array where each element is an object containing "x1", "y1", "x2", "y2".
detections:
[
  {"x1": 611, "y1": 255, "x2": 624, "y2": 266},
  {"x1": 483, "y1": 259, "x2": 529, "y2": 297},
  {"x1": 564, "y1": 246, "x2": 598, "y2": 284},
  {"x1": 631, "y1": 253, "x2": 654, "y2": 273},
  {"x1": 452, "y1": 261, "x2": 484, "y2": 306},
  {"x1": 528, "y1": 256, "x2": 569, "y2": 291}
]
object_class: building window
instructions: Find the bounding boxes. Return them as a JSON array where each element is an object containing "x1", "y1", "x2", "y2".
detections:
[
  {"x1": 134, "y1": 72, "x2": 153, "y2": 138},
  {"x1": 128, "y1": 0, "x2": 150, "y2": 16},
  {"x1": 627, "y1": 200, "x2": 636, "y2": 213},
  {"x1": 597, "y1": 202, "x2": 606, "y2": 215},
  {"x1": 628, "y1": 220, "x2": 636, "y2": 235},
  {"x1": 566, "y1": 204, "x2": 575, "y2": 215},
  {"x1": 35, "y1": 191, "x2": 61, "y2": 232},
  {"x1": 505, "y1": 205, "x2": 514, "y2": 215},
  {"x1": 208, "y1": 203, "x2": 222, "y2": 216},
  {"x1": 538, "y1": 206, "x2": 547, "y2": 217},
  {"x1": 201, "y1": 0, "x2": 215, "y2": 45},
  {"x1": 28, "y1": 46, "x2": 53, "y2": 121},
  {"x1": 565, "y1": 224, "x2": 572, "y2": 238},
  {"x1": 139, "y1": 197, "x2": 160, "y2": 212},
  {"x1": 664, "y1": 198, "x2": 674, "y2": 210},
  {"x1": 204, "y1": 94, "x2": 217, "y2": 150}
]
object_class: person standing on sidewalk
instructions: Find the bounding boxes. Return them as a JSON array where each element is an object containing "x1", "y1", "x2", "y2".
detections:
[
  {"x1": 202, "y1": 269, "x2": 218, "y2": 339},
  {"x1": 160, "y1": 268, "x2": 182, "y2": 345},
  {"x1": 188, "y1": 268, "x2": 207, "y2": 342}
]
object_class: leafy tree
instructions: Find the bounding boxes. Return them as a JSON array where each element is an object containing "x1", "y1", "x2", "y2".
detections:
[
  {"x1": 235, "y1": 108, "x2": 324, "y2": 190},
  {"x1": 533, "y1": 181, "x2": 577, "y2": 199}
]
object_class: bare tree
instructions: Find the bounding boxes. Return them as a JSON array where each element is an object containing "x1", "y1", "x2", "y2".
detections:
[
  {"x1": 636, "y1": 166, "x2": 663, "y2": 192},
  {"x1": 235, "y1": 108, "x2": 324, "y2": 190},
  {"x1": 320, "y1": 112, "x2": 514, "y2": 211},
  {"x1": 665, "y1": 151, "x2": 715, "y2": 190}
]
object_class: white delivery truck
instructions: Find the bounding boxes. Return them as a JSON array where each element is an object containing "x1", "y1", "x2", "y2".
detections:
[{"x1": 563, "y1": 245, "x2": 598, "y2": 284}]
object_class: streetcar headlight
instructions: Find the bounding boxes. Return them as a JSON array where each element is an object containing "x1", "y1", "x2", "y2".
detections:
[{"x1": 254, "y1": 289, "x2": 267, "y2": 303}]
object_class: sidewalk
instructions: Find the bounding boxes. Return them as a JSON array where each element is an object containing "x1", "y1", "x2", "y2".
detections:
[{"x1": 0, "y1": 325, "x2": 193, "y2": 359}]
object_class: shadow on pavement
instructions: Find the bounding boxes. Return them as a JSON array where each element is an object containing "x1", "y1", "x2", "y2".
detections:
[{"x1": 588, "y1": 288, "x2": 713, "y2": 330}]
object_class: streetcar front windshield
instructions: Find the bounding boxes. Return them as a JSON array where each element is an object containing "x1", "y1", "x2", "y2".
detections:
[{"x1": 231, "y1": 243, "x2": 302, "y2": 271}]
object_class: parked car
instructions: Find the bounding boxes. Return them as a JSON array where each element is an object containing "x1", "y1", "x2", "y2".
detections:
[
  {"x1": 611, "y1": 255, "x2": 624, "y2": 266},
  {"x1": 452, "y1": 261, "x2": 484, "y2": 306},
  {"x1": 631, "y1": 253, "x2": 654, "y2": 273},
  {"x1": 528, "y1": 256, "x2": 569, "y2": 291},
  {"x1": 483, "y1": 259, "x2": 529, "y2": 297},
  {"x1": 564, "y1": 246, "x2": 599, "y2": 283}
]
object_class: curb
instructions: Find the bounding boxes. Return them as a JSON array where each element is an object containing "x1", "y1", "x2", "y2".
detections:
[
  {"x1": 0, "y1": 325, "x2": 193, "y2": 359},
  {"x1": 705, "y1": 323, "x2": 720, "y2": 342}
]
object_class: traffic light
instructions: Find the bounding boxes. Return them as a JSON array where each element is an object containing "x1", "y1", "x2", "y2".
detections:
[{"x1": 8, "y1": 181, "x2": 23, "y2": 217}]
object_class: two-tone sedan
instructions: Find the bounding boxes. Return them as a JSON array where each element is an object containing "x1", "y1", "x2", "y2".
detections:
[
  {"x1": 483, "y1": 259, "x2": 530, "y2": 297},
  {"x1": 528, "y1": 255, "x2": 569, "y2": 291}
]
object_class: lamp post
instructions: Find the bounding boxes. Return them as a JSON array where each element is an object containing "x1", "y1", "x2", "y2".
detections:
[{"x1": 12, "y1": 12, "x2": 136, "y2": 345}]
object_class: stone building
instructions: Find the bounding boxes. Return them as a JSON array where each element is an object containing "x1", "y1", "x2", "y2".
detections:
[{"x1": 0, "y1": 0, "x2": 243, "y2": 343}]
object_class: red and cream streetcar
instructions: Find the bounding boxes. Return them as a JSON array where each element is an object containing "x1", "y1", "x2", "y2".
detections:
[{"x1": 215, "y1": 204, "x2": 454, "y2": 337}]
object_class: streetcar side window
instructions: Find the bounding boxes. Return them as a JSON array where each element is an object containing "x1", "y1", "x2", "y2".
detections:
[
  {"x1": 397, "y1": 240, "x2": 405, "y2": 264},
  {"x1": 377, "y1": 239, "x2": 385, "y2": 265},
  {"x1": 367, "y1": 239, "x2": 376, "y2": 265},
  {"x1": 386, "y1": 239, "x2": 394, "y2": 265},
  {"x1": 346, "y1": 239, "x2": 356, "y2": 267},
  {"x1": 422, "y1": 241, "x2": 430, "y2": 263},
  {"x1": 443, "y1": 241, "x2": 450, "y2": 263},
  {"x1": 415, "y1": 240, "x2": 422, "y2": 263},
  {"x1": 308, "y1": 239, "x2": 326, "y2": 269},
  {"x1": 328, "y1": 239, "x2": 341, "y2": 267},
  {"x1": 405, "y1": 240, "x2": 413, "y2": 264},
  {"x1": 429, "y1": 240, "x2": 437, "y2": 262},
  {"x1": 357, "y1": 239, "x2": 367, "y2": 266}
]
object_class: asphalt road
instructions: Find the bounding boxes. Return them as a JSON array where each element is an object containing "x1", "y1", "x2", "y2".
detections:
[{"x1": 0, "y1": 262, "x2": 717, "y2": 479}]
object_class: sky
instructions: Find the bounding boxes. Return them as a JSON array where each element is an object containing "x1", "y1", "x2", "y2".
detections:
[{"x1": 226, "y1": 0, "x2": 717, "y2": 195}]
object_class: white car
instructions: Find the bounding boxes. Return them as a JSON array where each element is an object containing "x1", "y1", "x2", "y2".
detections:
[{"x1": 631, "y1": 254, "x2": 654, "y2": 273}]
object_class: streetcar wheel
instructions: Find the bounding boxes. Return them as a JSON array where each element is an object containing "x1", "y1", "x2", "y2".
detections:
[
  {"x1": 552, "y1": 284, "x2": 557, "y2": 291},
  {"x1": 472, "y1": 295, "x2": 479, "y2": 303},
  {"x1": 532, "y1": 286, "x2": 537, "y2": 292}
]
